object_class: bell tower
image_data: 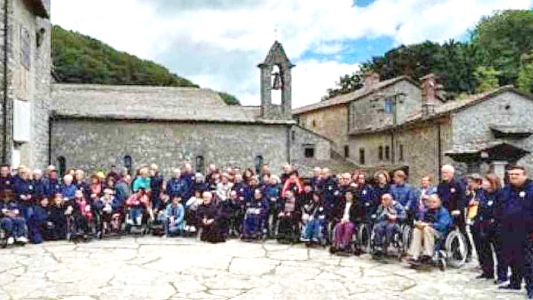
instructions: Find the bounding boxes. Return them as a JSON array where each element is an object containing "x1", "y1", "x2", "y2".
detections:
[{"x1": 258, "y1": 41, "x2": 295, "y2": 120}]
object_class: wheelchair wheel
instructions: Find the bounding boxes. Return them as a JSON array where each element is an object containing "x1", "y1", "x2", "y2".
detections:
[
  {"x1": 357, "y1": 223, "x2": 372, "y2": 253},
  {"x1": 444, "y1": 229, "x2": 468, "y2": 268},
  {"x1": 0, "y1": 229, "x2": 7, "y2": 249},
  {"x1": 401, "y1": 225, "x2": 412, "y2": 254}
]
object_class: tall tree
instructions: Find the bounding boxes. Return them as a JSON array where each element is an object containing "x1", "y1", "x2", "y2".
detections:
[{"x1": 471, "y1": 10, "x2": 533, "y2": 85}]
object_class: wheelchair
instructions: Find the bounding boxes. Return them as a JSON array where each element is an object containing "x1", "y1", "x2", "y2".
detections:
[
  {"x1": 124, "y1": 206, "x2": 150, "y2": 235},
  {"x1": 95, "y1": 210, "x2": 122, "y2": 239},
  {"x1": 66, "y1": 214, "x2": 91, "y2": 243},
  {"x1": 407, "y1": 222, "x2": 468, "y2": 271},
  {"x1": 369, "y1": 222, "x2": 412, "y2": 260},
  {"x1": 0, "y1": 227, "x2": 7, "y2": 248}
]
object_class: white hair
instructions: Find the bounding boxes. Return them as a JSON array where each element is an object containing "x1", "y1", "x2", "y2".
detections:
[
  {"x1": 441, "y1": 164, "x2": 455, "y2": 174},
  {"x1": 173, "y1": 168, "x2": 181, "y2": 173},
  {"x1": 33, "y1": 169, "x2": 43, "y2": 175}
]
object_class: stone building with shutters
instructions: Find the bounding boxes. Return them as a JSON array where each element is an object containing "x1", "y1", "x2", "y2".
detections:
[
  {"x1": 49, "y1": 41, "x2": 343, "y2": 176},
  {"x1": 0, "y1": 0, "x2": 51, "y2": 169},
  {"x1": 295, "y1": 71, "x2": 533, "y2": 184}
]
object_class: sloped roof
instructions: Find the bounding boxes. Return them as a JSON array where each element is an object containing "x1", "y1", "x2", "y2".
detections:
[
  {"x1": 292, "y1": 76, "x2": 418, "y2": 115},
  {"x1": 51, "y1": 84, "x2": 295, "y2": 125},
  {"x1": 351, "y1": 86, "x2": 527, "y2": 136}
]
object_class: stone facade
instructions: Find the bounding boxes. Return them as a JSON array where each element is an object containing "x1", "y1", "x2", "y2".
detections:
[
  {"x1": 290, "y1": 125, "x2": 331, "y2": 162},
  {"x1": 295, "y1": 104, "x2": 348, "y2": 154},
  {"x1": 51, "y1": 119, "x2": 291, "y2": 177},
  {"x1": 348, "y1": 79, "x2": 424, "y2": 133},
  {"x1": 349, "y1": 88, "x2": 533, "y2": 185},
  {"x1": 0, "y1": 0, "x2": 51, "y2": 169}
]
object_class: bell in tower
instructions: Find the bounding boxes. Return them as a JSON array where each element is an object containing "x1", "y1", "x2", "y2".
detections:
[{"x1": 258, "y1": 41, "x2": 295, "y2": 120}]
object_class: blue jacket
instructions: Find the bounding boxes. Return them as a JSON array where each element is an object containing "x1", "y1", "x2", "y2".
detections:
[
  {"x1": 164, "y1": 203, "x2": 184, "y2": 226},
  {"x1": 33, "y1": 179, "x2": 47, "y2": 199},
  {"x1": 45, "y1": 179, "x2": 62, "y2": 198},
  {"x1": 0, "y1": 200, "x2": 19, "y2": 215},
  {"x1": 166, "y1": 178, "x2": 186, "y2": 198},
  {"x1": 373, "y1": 184, "x2": 390, "y2": 205},
  {"x1": 497, "y1": 180, "x2": 533, "y2": 235},
  {"x1": 61, "y1": 184, "x2": 77, "y2": 201},
  {"x1": 390, "y1": 183, "x2": 416, "y2": 212},
  {"x1": 0, "y1": 175, "x2": 13, "y2": 193},
  {"x1": 437, "y1": 178, "x2": 466, "y2": 213},
  {"x1": 419, "y1": 206, "x2": 452, "y2": 236},
  {"x1": 13, "y1": 179, "x2": 34, "y2": 204},
  {"x1": 181, "y1": 173, "x2": 195, "y2": 201},
  {"x1": 94, "y1": 197, "x2": 120, "y2": 213},
  {"x1": 375, "y1": 201, "x2": 407, "y2": 223}
]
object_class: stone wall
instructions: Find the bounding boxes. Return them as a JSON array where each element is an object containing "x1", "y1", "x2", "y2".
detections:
[
  {"x1": 290, "y1": 125, "x2": 331, "y2": 161},
  {"x1": 349, "y1": 132, "x2": 390, "y2": 167},
  {"x1": 0, "y1": 0, "x2": 51, "y2": 168},
  {"x1": 296, "y1": 104, "x2": 348, "y2": 154},
  {"x1": 349, "y1": 80, "x2": 422, "y2": 132},
  {"x1": 452, "y1": 91, "x2": 533, "y2": 175},
  {"x1": 51, "y1": 119, "x2": 290, "y2": 176}
]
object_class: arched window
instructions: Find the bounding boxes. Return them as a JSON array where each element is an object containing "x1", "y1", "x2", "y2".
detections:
[
  {"x1": 57, "y1": 156, "x2": 66, "y2": 179},
  {"x1": 271, "y1": 65, "x2": 282, "y2": 105},
  {"x1": 385, "y1": 146, "x2": 390, "y2": 160},
  {"x1": 124, "y1": 155, "x2": 132, "y2": 175},
  {"x1": 255, "y1": 156, "x2": 263, "y2": 175},
  {"x1": 378, "y1": 146, "x2": 384, "y2": 160},
  {"x1": 195, "y1": 156, "x2": 205, "y2": 173}
]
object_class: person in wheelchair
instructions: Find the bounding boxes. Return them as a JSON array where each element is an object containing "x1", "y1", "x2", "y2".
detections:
[
  {"x1": 407, "y1": 194, "x2": 452, "y2": 264},
  {"x1": 94, "y1": 189, "x2": 121, "y2": 234},
  {"x1": 0, "y1": 190, "x2": 28, "y2": 245},
  {"x1": 330, "y1": 189, "x2": 358, "y2": 254},
  {"x1": 158, "y1": 196, "x2": 184, "y2": 238},
  {"x1": 29, "y1": 196, "x2": 55, "y2": 244},
  {"x1": 276, "y1": 190, "x2": 301, "y2": 244},
  {"x1": 300, "y1": 191, "x2": 326, "y2": 245},
  {"x1": 372, "y1": 193, "x2": 407, "y2": 257},
  {"x1": 125, "y1": 188, "x2": 150, "y2": 226},
  {"x1": 64, "y1": 190, "x2": 93, "y2": 239},
  {"x1": 242, "y1": 189, "x2": 269, "y2": 241}
]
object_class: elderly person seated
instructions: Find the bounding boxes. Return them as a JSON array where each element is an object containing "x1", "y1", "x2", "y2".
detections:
[
  {"x1": 372, "y1": 193, "x2": 407, "y2": 256},
  {"x1": 407, "y1": 194, "x2": 452, "y2": 264}
]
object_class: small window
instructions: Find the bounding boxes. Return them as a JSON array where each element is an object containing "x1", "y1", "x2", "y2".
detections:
[
  {"x1": 344, "y1": 145, "x2": 349, "y2": 158},
  {"x1": 21, "y1": 27, "x2": 31, "y2": 69},
  {"x1": 385, "y1": 146, "x2": 390, "y2": 160},
  {"x1": 57, "y1": 156, "x2": 66, "y2": 179},
  {"x1": 384, "y1": 98, "x2": 393, "y2": 114},
  {"x1": 312, "y1": 120, "x2": 317, "y2": 127},
  {"x1": 304, "y1": 147, "x2": 315, "y2": 158},
  {"x1": 255, "y1": 156, "x2": 263, "y2": 174},
  {"x1": 36, "y1": 28, "x2": 45, "y2": 48},
  {"x1": 124, "y1": 155, "x2": 133, "y2": 175},
  {"x1": 399, "y1": 144, "x2": 404, "y2": 161},
  {"x1": 378, "y1": 146, "x2": 383, "y2": 160},
  {"x1": 291, "y1": 130, "x2": 295, "y2": 141},
  {"x1": 359, "y1": 148, "x2": 365, "y2": 165},
  {"x1": 195, "y1": 156, "x2": 205, "y2": 173}
]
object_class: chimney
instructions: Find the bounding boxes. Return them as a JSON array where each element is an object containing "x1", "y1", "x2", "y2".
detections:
[
  {"x1": 420, "y1": 73, "x2": 440, "y2": 116},
  {"x1": 364, "y1": 71, "x2": 380, "y2": 90}
]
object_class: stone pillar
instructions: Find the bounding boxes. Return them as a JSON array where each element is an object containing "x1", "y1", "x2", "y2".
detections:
[{"x1": 492, "y1": 161, "x2": 508, "y2": 186}]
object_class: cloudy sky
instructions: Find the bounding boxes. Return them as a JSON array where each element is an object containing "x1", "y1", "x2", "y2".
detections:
[{"x1": 51, "y1": 0, "x2": 533, "y2": 108}]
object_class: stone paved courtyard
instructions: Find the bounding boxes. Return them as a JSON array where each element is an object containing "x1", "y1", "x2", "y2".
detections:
[{"x1": 0, "y1": 236, "x2": 526, "y2": 300}]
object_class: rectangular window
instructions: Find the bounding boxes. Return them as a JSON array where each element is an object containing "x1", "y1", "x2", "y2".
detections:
[
  {"x1": 399, "y1": 144, "x2": 404, "y2": 161},
  {"x1": 304, "y1": 147, "x2": 315, "y2": 158},
  {"x1": 384, "y1": 98, "x2": 393, "y2": 114},
  {"x1": 359, "y1": 148, "x2": 365, "y2": 165},
  {"x1": 21, "y1": 27, "x2": 31, "y2": 69},
  {"x1": 344, "y1": 145, "x2": 349, "y2": 158},
  {"x1": 385, "y1": 146, "x2": 390, "y2": 160},
  {"x1": 291, "y1": 130, "x2": 295, "y2": 141},
  {"x1": 378, "y1": 146, "x2": 383, "y2": 160}
]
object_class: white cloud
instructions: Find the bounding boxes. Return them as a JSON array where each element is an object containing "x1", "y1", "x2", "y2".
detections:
[{"x1": 51, "y1": 0, "x2": 533, "y2": 108}]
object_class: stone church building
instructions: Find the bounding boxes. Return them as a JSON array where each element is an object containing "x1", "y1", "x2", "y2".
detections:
[{"x1": 295, "y1": 72, "x2": 533, "y2": 183}]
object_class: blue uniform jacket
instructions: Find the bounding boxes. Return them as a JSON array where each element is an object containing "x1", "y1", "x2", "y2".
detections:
[
  {"x1": 437, "y1": 178, "x2": 467, "y2": 213},
  {"x1": 497, "y1": 180, "x2": 533, "y2": 239},
  {"x1": 390, "y1": 183, "x2": 416, "y2": 212},
  {"x1": 166, "y1": 178, "x2": 186, "y2": 198},
  {"x1": 13, "y1": 179, "x2": 34, "y2": 204},
  {"x1": 61, "y1": 184, "x2": 77, "y2": 201},
  {"x1": 419, "y1": 206, "x2": 452, "y2": 236}
]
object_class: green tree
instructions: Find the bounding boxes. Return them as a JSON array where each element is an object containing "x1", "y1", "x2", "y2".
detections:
[
  {"x1": 471, "y1": 10, "x2": 533, "y2": 85},
  {"x1": 52, "y1": 25, "x2": 241, "y2": 105},
  {"x1": 474, "y1": 66, "x2": 500, "y2": 93},
  {"x1": 517, "y1": 52, "x2": 533, "y2": 93}
]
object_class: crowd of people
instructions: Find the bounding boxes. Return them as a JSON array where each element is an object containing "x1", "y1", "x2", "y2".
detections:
[{"x1": 1, "y1": 161, "x2": 532, "y2": 298}]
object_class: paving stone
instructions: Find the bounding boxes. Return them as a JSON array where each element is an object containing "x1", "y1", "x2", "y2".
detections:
[{"x1": 0, "y1": 236, "x2": 526, "y2": 300}]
